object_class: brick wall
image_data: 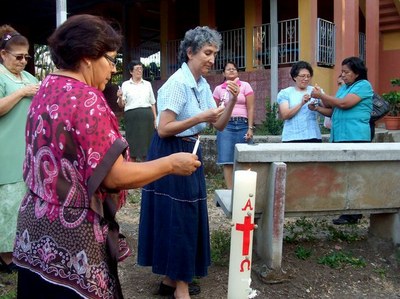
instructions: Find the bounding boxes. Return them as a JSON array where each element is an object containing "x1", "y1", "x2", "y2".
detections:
[{"x1": 150, "y1": 67, "x2": 293, "y2": 125}]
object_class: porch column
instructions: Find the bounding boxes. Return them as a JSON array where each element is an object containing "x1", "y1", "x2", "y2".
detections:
[
  {"x1": 199, "y1": 0, "x2": 216, "y2": 28},
  {"x1": 298, "y1": 0, "x2": 318, "y2": 64},
  {"x1": 334, "y1": 0, "x2": 359, "y2": 78},
  {"x1": 298, "y1": 0, "x2": 334, "y2": 93},
  {"x1": 160, "y1": 0, "x2": 176, "y2": 80},
  {"x1": 244, "y1": 0, "x2": 262, "y2": 72},
  {"x1": 56, "y1": 0, "x2": 67, "y2": 26},
  {"x1": 365, "y1": 0, "x2": 380, "y2": 89}
]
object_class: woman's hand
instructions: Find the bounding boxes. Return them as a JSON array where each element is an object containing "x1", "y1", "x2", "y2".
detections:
[
  {"x1": 117, "y1": 87, "x2": 122, "y2": 98},
  {"x1": 199, "y1": 105, "x2": 225, "y2": 123},
  {"x1": 245, "y1": 128, "x2": 253, "y2": 141},
  {"x1": 22, "y1": 84, "x2": 39, "y2": 97},
  {"x1": 168, "y1": 152, "x2": 202, "y2": 176},
  {"x1": 226, "y1": 78, "x2": 240, "y2": 98},
  {"x1": 311, "y1": 85, "x2": 322, "y2": 99},
  {"x1": 116, "y1": 87, "x2": 125, "y2": 108},
  {"x1": 302, "y1": 94, "x2": 311, "y2": 105},
  {"x1": 308, "y1": 102, "x2": 318, "y2": 111}
]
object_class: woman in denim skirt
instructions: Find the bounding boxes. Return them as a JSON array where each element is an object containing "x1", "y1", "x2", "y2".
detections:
[{"x1": 213, "y1": 61, "x2": 255, "y2": 189}]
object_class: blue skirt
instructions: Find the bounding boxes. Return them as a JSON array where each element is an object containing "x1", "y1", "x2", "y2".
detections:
[
  {"x1": 137, "y1": 133, "x2": 210, "y2": 282},
  {"x1": 217, "y1": 118, "x2": 250, "y2": 165}
]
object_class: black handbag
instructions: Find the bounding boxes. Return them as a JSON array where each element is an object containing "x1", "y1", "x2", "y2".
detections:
[{"x1": 370, "y1": 92, "x2": 390, "y2": 123}]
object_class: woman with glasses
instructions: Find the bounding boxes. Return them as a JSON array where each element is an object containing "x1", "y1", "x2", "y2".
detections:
[
  {"x1": 277, "y1": 60, "x2": 325, "y2": 143},
  {"x1": 0, "y1": 24, "x2": 39, "y2": 273},
  {"x1": 12, "y1": 15, "x2": 200, "y2": 299},
  {"x1": 212, "y1": 61, "x2": 255, "y2": 189},
  {"x1": 117, "y1": 60, "x2": 157, "y2": 161}
]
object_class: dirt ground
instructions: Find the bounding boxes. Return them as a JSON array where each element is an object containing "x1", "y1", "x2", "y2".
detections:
[
  {"x1": 2, "y1": 186, "x2": 398, "y2": 298},
  {"x1": 117, "y1": 188, "x2": 400, "y2": 299}
]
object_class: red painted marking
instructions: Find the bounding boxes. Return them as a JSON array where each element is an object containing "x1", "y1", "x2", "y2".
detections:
[
  {"x1": 241, "y1": 198, "x2": 254, "y2": 211},
  {"x1": 236, "y1": 215, "x2": 255, "y2": 255}
]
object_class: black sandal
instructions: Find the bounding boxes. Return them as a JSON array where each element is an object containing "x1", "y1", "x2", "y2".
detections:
[
  {"x1": 158, "y1": 281, "x2": 201, "y2": 296},
  {"x1": 0, "y1": 256, "x2": 18, "y2": 274}
]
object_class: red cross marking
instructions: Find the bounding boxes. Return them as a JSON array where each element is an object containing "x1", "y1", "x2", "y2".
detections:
[{"x1": 235, "y1": 215, "x2": 255, "y2": 255}]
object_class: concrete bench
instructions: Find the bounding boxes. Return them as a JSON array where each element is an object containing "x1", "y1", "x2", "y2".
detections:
[{"x1": 215, "y1": 142, "x2": 400, "y2": 275}]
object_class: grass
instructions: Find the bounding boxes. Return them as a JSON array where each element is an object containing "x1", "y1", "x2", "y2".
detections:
[
  {"x1": 373, "y1": 268, "x2": 387, "y2": 279},
  {"x1": 126, "y1": 189, "x2": 141, "y2": 204},
  {"x1": 318, "y1": 250, "x2": 367, "y2": 269},
  {"x1": 0, "y1": 272, "x2": 17, "y2": 299},
  {"x1": 210, "y1": 229, "x2": 231, "y2": 266},
  {"x1": 295, "y1": 245, "x2": 312, "y2": 260},
  {"x1": 284, "y1": 216, "x2": 366, "y2": 244}
]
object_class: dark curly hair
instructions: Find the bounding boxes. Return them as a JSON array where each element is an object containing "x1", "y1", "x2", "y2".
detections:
[
  {"x1": 48, "y1": 14, "x2": 122, "y2": 71},
  {"x1": 290, "y1": 60, "x2": 313, "y2": 81},
  {"x1": 342, "y1": 56, "x2": 368, "y2": 82}
]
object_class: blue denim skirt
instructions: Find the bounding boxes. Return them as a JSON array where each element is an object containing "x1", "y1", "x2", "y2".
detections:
[{"x1": 217, "y1": 117, "x2": 251, "y2": 165}]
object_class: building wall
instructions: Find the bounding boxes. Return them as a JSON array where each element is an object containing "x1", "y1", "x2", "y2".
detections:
[
  {"x1": 152, "y1": 67, "x2": 293, "y2": 125},
  {"x1": 379, "y1": 32, "x2": 400, "y2": 93},
  {"x1": 151, "y1": 0, "x2": 399, "y2": 123}
]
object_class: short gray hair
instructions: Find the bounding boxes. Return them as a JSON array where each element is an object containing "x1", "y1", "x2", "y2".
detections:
[{"x1": 178, "y1": 26, "x2": 222, "y2": 64}]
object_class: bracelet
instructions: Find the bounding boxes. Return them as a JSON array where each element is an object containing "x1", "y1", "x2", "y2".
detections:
[{"x1": 248, "y1": 126, "x2": 255, "y2": 130}]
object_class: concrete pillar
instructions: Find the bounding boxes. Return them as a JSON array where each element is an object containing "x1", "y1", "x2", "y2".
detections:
[
  {"x1": 244, "y1": 0, "x2": 262, "y2": 72},
  {"x1": 160, "y1": 0, "x2": 176, "y2": 80},
  {"x1": 370, "y1": 213, "x2": 400, "y2": 245},
  {"x1": 298, "y1": 0, "x2": 318, "y2": 64},
  {"x1": 334, "y1": 0, "x2": 359, "y2": 78},
  {"x1": 365, "y1": 0, "x2": 380, "y2": 89},
  {"x1": 199, "y1": 0, "x2": 216, "y2": 28},
  {"x1": 257, "y1": 162, "x2": 286, "y2": 271}
]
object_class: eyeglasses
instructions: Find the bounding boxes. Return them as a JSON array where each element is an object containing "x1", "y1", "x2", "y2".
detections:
[
  {"x1": 103, "y1": 54, "x2": 117, "y2": 68},
  {"x1": 225, "y1": 68, "x2": 237, "y2": 72},
  {"x1": 297, "y1": 74, "x2": 311, "y2": 79},
  {"x1": 6, "y1": 50, "x2": 31, "y2": 61},
  {"x1": 133, "y1": 66, "x2": 143, "y2": 71}
]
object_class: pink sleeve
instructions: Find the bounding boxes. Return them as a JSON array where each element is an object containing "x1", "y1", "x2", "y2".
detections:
[
  {"x1": 213, "y1": 84, "x2": 223, "y2": 104},
  {"x1": 242, "y1": 81, "x2": 254, "y2": 97}
]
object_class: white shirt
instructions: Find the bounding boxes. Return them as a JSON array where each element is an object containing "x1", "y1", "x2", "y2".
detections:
[{"x1": 121, "y1": 78, "x2": 156, "y2": 111}]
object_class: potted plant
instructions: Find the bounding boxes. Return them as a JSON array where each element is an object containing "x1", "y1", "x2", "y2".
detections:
[{"x1": 382, "y1": 78, "x2": 400, "y2": 130}]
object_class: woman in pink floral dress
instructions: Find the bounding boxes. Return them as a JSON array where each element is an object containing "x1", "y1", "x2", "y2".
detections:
[{"x1": 13, "y1": 14, "x2": 200, "y2": 299}]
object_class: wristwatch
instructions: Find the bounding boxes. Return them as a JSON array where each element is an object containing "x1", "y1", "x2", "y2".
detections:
[{"x1": 248, "y1": 126, "x2": 255, "y2": 130}]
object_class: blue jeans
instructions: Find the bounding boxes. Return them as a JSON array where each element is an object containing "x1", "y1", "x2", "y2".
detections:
[{"x1": 217, "y1": 118, "x2": 252, "y2": 164}]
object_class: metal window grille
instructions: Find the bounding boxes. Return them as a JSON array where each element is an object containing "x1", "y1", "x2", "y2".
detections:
[
  {"x1": 214, "y1": 27, "x2": 246, "y2": 72},
  {"x1": 359, "y1": 32, "x2": 366, "y2": 62},
  {"x1": 166, "y1": 39, "x2": 181, "y2": 77},
  {"x1": 316, "y1": 18, "x2": 336, "y2": 67},
  {"x1": 253, "y1": 18, "x2": 299, "y2": 67},
  {"x1": 132, "y1": 42, "x2": 161, "y2": 81}
]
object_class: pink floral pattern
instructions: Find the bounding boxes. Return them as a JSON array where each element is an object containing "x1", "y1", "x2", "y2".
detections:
[{"x1": 14, "y1": 75, "x2": 128, "y2": 299}]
